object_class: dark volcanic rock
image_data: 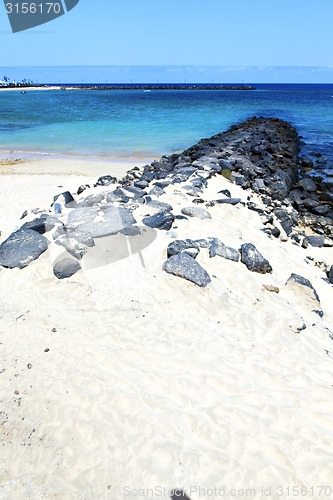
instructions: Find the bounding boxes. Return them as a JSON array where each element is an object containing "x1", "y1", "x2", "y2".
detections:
[
  {"x1": 54, "y1": 191, "x2": 75, "y2": 206},
  {"x1": 274, "y1": 209, "x2": 294, "y2": 236},
  {"x1": 145, "y1": 200, "x2": 173, "y2": 213},
  {"x1": 167, "y1": 239, "x2": 200, "y2": 258},
  {"x1": 296, "y1": 178, "x2": 317, "y2": 193},
  {"x1": 163, "y1": 252, "x2": 211, "y2": 287},
  {"x1": 209, "y1": 240, "x2": 239, "y2": 261},
  {"x1": 77, "y1": 184, "x2": 90, "y2": 195},
  {"x1": 142, "y1": 212, "x2": 174, "y2": 231},
  {"x1": 53, "y1": 257, "x2": 81, "y2": 279},
  {"x1": 106, "y1": 188, "x2": 130, "y2": 204},
  {"x1": 148, "y1": 185, "x2": 165, "y2": 197},
  {"x1": 302, "y1": 234, "x2": 325, "y2": 248},
  {"x1": 240, "y1": 243, "x2": 272, "y2": 273},
  {"x1": 328, "y1": 266, "x2": 333, "y2": 284},
  {"x1": 95, "y1": 175, "x2": 117, "y2": 187},
  {"x1": 123, "y1": 186, "x2": 147, "y2": 198},
  {"x1": 21, "y1": 215, "x2": 58, "y2": 234},
  {"x1": 0, "y1": 229, "x2": 50, "y2": 269}
]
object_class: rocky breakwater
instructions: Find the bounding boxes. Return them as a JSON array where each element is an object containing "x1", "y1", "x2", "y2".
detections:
[{"x1": 0, "y1": 117, "x2": 332, "y2": 300}]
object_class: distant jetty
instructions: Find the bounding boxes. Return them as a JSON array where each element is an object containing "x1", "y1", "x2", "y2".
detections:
[{"x1": 70, "y1": 84, "x2": 256, "y2": 91}]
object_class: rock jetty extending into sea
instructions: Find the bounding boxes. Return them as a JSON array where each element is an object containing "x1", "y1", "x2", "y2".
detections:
[{"x1": 1, "y1": 116, "x2": 332, "y2": 294}]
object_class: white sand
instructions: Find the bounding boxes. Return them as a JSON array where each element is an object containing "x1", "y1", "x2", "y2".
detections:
[{"x1": 0, "y1": 164, "x2": 333, "y2": 499}]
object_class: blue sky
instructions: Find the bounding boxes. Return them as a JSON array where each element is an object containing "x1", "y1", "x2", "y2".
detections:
[{"x1": 1, "y1": 0, "x2": 333, "y2": 82}]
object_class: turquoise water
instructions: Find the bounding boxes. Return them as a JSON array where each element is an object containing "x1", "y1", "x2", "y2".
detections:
[{"x1": 0, "y1": 85, "x2": 333, "y2": 166}]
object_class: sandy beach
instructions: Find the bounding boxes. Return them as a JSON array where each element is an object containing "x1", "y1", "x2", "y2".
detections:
[{"x1": 0, "y1": 130, "x2": 333, "y2": 499}]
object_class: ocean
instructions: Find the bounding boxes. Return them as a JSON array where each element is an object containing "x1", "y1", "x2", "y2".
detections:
[{"x1": 0, "y1": 83, "x2": 333, "y2": 176}]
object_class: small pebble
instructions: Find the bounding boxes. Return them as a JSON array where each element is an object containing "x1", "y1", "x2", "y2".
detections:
[
  {"x1": 14, "y1": 390, "x2": 19, "y2": 395},
  {"x1": 27, "y1": 364, "x2": 32, "y2": 369},
  {"x1": 52, "y1": 328, "x2": 57, "y2": 332},
  {"x1": 44, "y1": 348, "x2": 50, "y2": 352}
]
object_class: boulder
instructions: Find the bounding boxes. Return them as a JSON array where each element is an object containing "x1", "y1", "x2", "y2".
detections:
[
  {"x1": 53, "y1": 257, "x2": 81, "y2": 279},
  {"x1": 95, "y1": 175, "x2": 117, "y2": 187},
  {"x1": 67, "y1": 207, "x2": 98, "y2": 228},
  {"x1": 145, "y1": 200, "x2": 173, "y2": 213},
  {"x1": 240, "y1": 243, "x2": 272, "y2": 273},
  {"x1": 302, "y1": 235, "x2": 325, "y2": 248},
  {"x1": 123, "y1": 186, "x2": 147, "y2": 198},
  {"x1": 209, "y1": 241, "x2": 239, "y2": 261},
  {"x1": 142, "y1": 212, "x2": 174, "y2": 231},
  {"x1": 0, "y1": 229, "x2": 50, "y2": 269},
  {"x1": 181, "y1": 206, "x2": 211, "y2": 219},
  {"x1": 53, "y1": 191, "x2": 75, "y2": 206},
  {"x1": 274, "y1": 208, "x2": 294, "y2": 235},
  {"x1": 77, "y1": 207, "x2": 136, "y2": 238},
  {"x1": 106, "y1": 188, "x2": 130, "y2": 204},
  {"x1": 328, "y1": 266, "x2": 333, "y2": 284},
  {"x1": 167, "y1": 239, "x2": 200, "y2": 259},
  {"x1": 55, "y1": 230, "x2": 94, "y2": 260},
  {"x1": 163, "y1": 251, "x2": 211, "y2": 287},
  {"x1": 148, "y1": 185, "x2": 165, "y2": 197},
  {"x1": 296, "y1": 178, "x2": 317, "y2": 193},
  {"x1": 21, "y1": 215, "x2": 58, "y2": 234},
  {"x1": 285, "y1": 273, "x2": 321, "y2": 315}
]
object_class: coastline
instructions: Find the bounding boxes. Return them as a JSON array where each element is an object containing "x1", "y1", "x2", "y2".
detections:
[{"x1": 1, "y1": 118, "x2": 333, "y2": 498}]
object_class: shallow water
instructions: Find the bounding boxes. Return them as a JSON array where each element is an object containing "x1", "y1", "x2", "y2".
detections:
[{"x1": 0, "y1": 84, "x2": 332, "y2": 174}]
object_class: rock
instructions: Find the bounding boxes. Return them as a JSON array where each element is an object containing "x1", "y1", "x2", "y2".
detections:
[
  {"x1": 263, "y1": 284, "x2": 279, "y2": 293},
  {"x1": 53, "y1": 257, "x2": 81, "y2": 279},
  {"x1": 302, "y1": 234, "x2": 325, "y2": 248},
  {"x1": 300, "y1": 156, "x2": 314, "y2": 169},
  {"x1": 145, "y1": 200, "x2": 173, "y2": 213},
  {"x1": 163, "y1": 252, "x2": 211, "y2": 287},
  {"x1": 142, "y1": 212, "x2": 174, "y2": 231},
  {"x1": 328, "y1": 266, "x2": 333, "y2": 284},
  {"x1": 67, "y1": 207, "x2": 98, "y2": 228},
  {"x1": 285, "y1": 273, "x2": 321, "y2": 315},
  {"x1": 95, "y1": 175, "x2": 117, "y2": 187},
  {"x1": 134, "y1": 180, "x2": 149, "y2": 189},
  {"x1": 53, "y1": 191, "x2": 75, "y2": 206},
  {"x1": 0, "y1": 229, "x2": 50, "y2": 269},
  {"x1": 148, "y1": 185, "x2": 165, "y2": 197},
  {"x1": 167, "y1": 239, "x2": 200, "y2": 258},
  {"x1": 77, "y1": 184, "x2": 90, "y2": 195},
  {"x1": 212, "y1": 198, "x2": 241, "y2": 205},
  {"x1": 296, "y1": 178, "x2": 317, "y2": 193},
  {"x1": 240, "y1": 243, "x2": 272, "y2": 273},
  {"x1": 312, "y1": 205, "x2": 330, "y2": 216},
  {"x1": 231, "y1": 173, "x2": 247, "y2": 186},
  {"x1": 77, "y1": 207, "x2": 136, "y2": 238},
  {"x1": 79, "y1": 192, "x2": 106, "y2": 207},
  {"x1": 209, "y1": 240, "x2": 239, "y2": 261},
  {"x1": 123, "y1": 186, "x2": 147, "y2": 198},
  {"x1": 181, "y1": 206, "x2": 211, "y2": 219},
  {"x1": 55, "y1": 230, "x2": 94, "y2": 260},
  {"x1": 218, "y1": 189, "x2": 231, "y2": 197},
  {"x1": 274, "y1": 208, "x2": 294, "y2": 235},
  {"x1": 105, "y1": 188, "x2": 130, "y2": 204},
  {"x1": 21, "y1": 215, "x2": 58, "y2": 234}
]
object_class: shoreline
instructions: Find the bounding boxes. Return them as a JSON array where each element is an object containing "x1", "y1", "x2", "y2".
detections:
[{"x1": 0, "y1": 117, "x2": 333, "y2": 498}]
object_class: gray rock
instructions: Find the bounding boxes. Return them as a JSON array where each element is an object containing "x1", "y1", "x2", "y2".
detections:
[
  {"x1": 274, "y1": 208, "x2": 294, "y2": 235},
  {"x1": 181, "y1": 206, "x2": 212, "y2": 219},
  {"x1": 212, "y1": 198, "x2": 241, "y2": 205},
  {"x1": 0, "y1": 229, "x2": 50, "y2": 269},
  {"x1": 231, "y1": 173, "x2": 247, "y2": 186},
  {"x1": 296, "y1": 178, "x2": 317, "y2": 193},
  {"x1": 79, "y1": 192, "x2": 107, "y2": 207},
  {"x1": 53, "y1": 191, "x2": 75, "y2": 206},
  {"x1": 67, "y1": 207, "x2": 98, "y2": 228},
  {"x1": 148, "y1": 185, "x2": 165, "y2": 197},
  {"x1": 209, "y1": 241, "x2": 239, "y2": 261},
  {"x1": 163, "y1": 252, "x2": 211, "y2": 287},
  {"x1": 286, "y1": 273, "x2": 320, "y2": 304},
  {"x1": 328, "y1": 266, "x2": 333, "y2": 284},
  {"x1": 134, "y1": 180, "x2": 149, "y2": 189},
  {"x1": 240, "y1": 243, "x2": 272, "y2": 273},
  {"x1": 123, "y1": 186, "x2": 147, "y2": 198},
  {"x1": 145, "y1": 200, "x2": 173, "y2": 213},
  {"x1": 77, "y1": 184, "x2": 90, "y2": 195},
  {"x1": 21, "y1": 215, "x2": 58, "y2": 234},
  {"x1": 106, "y1": 188, "x2": 130, "y2": 204},
  {"x1": 77, "y1": 207, "x2": 136, "y2": 238},
  {"x1": 55, "y1": 230, "x2": 94, "y2": 260},
  {"x1": 142, "y1": 212, "x2": 174, "y2": 231},
  {"x1": 53, "y1": 257, "x2": 81, "y2": 279},
  {"x1": 95, "y1": 175, "x2": 117, "y2": 187},
  {"x1": 302, "y1": 234, "x2": 325, "y2": 248},
  {"x1": 167, "y1": 239, "x2": 200, "y2": 258}
]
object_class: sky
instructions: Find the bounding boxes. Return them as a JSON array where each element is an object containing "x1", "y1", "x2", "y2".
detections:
[{"x1": 0, "y1": 0, "x2": 333, "y2": 82}]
